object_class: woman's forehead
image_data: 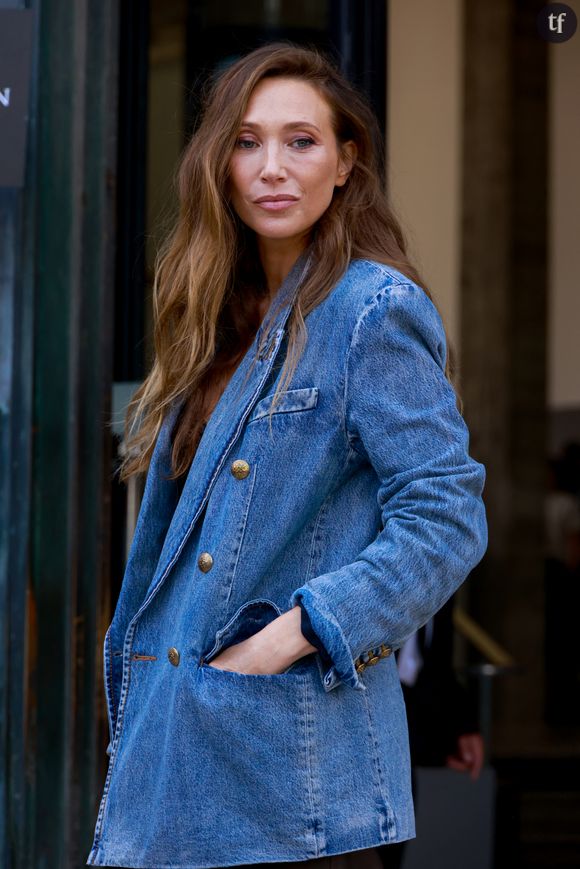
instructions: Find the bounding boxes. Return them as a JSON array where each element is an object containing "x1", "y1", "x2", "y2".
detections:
[{"x1": 241, "y1": 78, "x2": 333, "y2": 128}]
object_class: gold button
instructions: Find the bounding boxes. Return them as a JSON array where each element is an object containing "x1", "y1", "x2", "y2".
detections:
[
  {"x1": 379, "y1": 644, "x2": 392, "y2": 658},
  {"x1": 356, "y1": 661, "x2": 366, "y2": 673},
  {"x1": 198, "y1": 552, "x2": 214, "y2": 572},
  {"x1": 231, "y1": 459, "x2": 250, "y2": 479},
  {"x1": 368, "y1": 655, "x2": 380, "y2": 665},
  {"x1": 168, "y1": 647, "x2": 180, "y2": 667}
]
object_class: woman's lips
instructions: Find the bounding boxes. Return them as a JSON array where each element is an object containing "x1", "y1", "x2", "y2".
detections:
[{"x1": 253, "y1": 197, "x2": 299, "y2": 211}]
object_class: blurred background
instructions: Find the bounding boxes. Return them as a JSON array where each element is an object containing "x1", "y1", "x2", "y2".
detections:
[{"x1": 1, "y1": 0, "x2": 579, "y2": 867}]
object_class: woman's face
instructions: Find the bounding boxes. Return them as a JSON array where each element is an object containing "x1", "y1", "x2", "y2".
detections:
[{"x1": 228, "y1": 77, "x2": 355, "y2": 252}]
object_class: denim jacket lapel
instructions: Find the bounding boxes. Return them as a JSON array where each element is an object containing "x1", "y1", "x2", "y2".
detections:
[{"x1": 131, "y1": 248, "x2": 313, "y2": 619}]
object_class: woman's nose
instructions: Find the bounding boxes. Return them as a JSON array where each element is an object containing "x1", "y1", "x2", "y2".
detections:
[{"x1": 259, "y1": 143, "x2": 287, "y2": 182}]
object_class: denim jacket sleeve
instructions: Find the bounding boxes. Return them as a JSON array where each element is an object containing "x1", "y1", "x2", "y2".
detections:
[{"x1": 288, "y1": 278, "x2": 488, "y2": 692}]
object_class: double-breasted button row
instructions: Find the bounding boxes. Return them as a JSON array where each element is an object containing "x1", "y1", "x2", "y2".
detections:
[
  {"x1": 197, "y1": 460, "x2": 251, "y2": 573},
  {"x1": 355, "y1": 643, "x2": 392, "y2": 674}
]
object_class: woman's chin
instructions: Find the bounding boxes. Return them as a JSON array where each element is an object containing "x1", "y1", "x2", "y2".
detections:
[{"x1": 252, "y1": 222, "x2": 316, "y2": 245}]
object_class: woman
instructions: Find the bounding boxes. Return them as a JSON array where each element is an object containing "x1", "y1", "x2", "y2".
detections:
[{"x1": 87, "y1": 43, "x2": 487, "y2": 869}]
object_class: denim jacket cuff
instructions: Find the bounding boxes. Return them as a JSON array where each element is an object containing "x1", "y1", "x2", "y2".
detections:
[{"x1": 289, "y1": 586, "x2": 374, "y2": 692}]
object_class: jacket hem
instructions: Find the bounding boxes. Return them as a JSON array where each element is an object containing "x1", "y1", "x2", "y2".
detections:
[{"x1": 87, "y1": 832, "x2": 416, "y2": 867}]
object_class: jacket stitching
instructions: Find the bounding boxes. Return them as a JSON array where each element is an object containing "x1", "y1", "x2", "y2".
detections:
[
  {"x1": 342, "y1": 276, "x2": 410, "y2": 455},
  {"x1": 224, "y1": 461, "x2": 258, "y2": 611},
  {"x1": 306, "y1": 443, "x2": 359, "y2": 584},
  {"x1": 305, "y1": 446, "x2": 372, "y2": 692},
  {"x1": 302, "y1": 672, "x2": 326, "y2": 856},
  {"x1": 361, "y1": 687, "x2": 398, "y2": 842},
  {"x1": 93, "y1": 623, "x2": 138, "y2": 844},
  {"x1": 105, "y1": 628, "x2": 117, "y2": 731},
  {"x1": 305, "y1": 499, "x2": 328, "y2": 583}
]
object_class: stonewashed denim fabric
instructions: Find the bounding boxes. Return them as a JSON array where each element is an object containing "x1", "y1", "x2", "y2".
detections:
[{"x1": 87, "y1": 251, "x2": 488, "y2": 868}]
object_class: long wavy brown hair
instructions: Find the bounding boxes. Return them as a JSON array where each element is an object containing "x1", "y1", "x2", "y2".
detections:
[{"x1": 119, "y1": 41, "x2": 458, "y2": 483}]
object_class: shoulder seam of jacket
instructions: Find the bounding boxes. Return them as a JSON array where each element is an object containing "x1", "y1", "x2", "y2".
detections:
[
  {"x1": 347, "y1": 258, "x2": 410, "y2": 287},
  {"x1": 342, "y1": 275, "x2": 417, "y2": 454}
]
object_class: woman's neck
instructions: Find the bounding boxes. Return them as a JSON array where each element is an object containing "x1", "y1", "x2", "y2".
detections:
[{"x1": 257, "y1": 234, "x2": 310, "y2": 295}]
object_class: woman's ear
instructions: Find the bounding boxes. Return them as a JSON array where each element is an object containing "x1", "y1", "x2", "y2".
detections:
[{"x1": 335, "y1": 140, "x2": 357, "y2": 187}]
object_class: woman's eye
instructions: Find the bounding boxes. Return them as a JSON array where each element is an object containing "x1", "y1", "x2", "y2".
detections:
[
  {"x1": 237, "y1": 138, "x2": 257, "y2": 149},
  {"x1": 291, "y1": 137, "x2": 315, "y2": 149}
]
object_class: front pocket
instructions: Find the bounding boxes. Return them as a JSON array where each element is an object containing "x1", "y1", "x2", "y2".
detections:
[
  {"x1": 247, "y1": 386, "x2": 318, "y2": 423},
  {"x1": 189, "y1": 604, "x2": 319, "y2": 852},
  {"x1": 199, "y1": 660, "x2": 310, "y2": 679},
  {"x1": 189, "y1": 667, "x2": 316, "y2": 853},
  {"x1": 200, "y1": 598, "x2": 315, "y2": 677}
]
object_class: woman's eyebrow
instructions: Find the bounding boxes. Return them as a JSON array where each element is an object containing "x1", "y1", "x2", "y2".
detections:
[{"x1": 239, "y1": 120, "x2": 322, "y2": 133}]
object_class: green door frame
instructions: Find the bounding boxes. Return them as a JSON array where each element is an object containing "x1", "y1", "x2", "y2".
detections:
[{"x1": 0, "y1": 1, "x2": 119, "y2": 865}]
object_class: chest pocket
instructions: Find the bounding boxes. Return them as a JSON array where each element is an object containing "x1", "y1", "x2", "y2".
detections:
[{"x1": 247, "y1": 386, "x2": 319, "y2": 424}]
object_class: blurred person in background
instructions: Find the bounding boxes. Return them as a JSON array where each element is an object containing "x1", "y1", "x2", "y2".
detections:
[{"x1": 377, "y1": 597, "x2": 484, "y2": 869}]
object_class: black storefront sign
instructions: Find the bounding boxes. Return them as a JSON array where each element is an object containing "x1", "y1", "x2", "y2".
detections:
[{"x1": 0, "y1": 9, "x2": 33, "y2": 187}]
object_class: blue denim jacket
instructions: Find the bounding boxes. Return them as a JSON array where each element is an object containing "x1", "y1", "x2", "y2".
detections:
[{"x1": 87, "y1": 253, "x2": 487, "y2": 868}]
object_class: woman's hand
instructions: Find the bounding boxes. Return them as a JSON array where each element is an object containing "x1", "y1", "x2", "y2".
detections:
[
  {"x1": 206, "y1": 605, "x2": 318, "y2": 675},
  {"x1": 206, "y1": 635, "x2": 289, "y2": 675}
]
